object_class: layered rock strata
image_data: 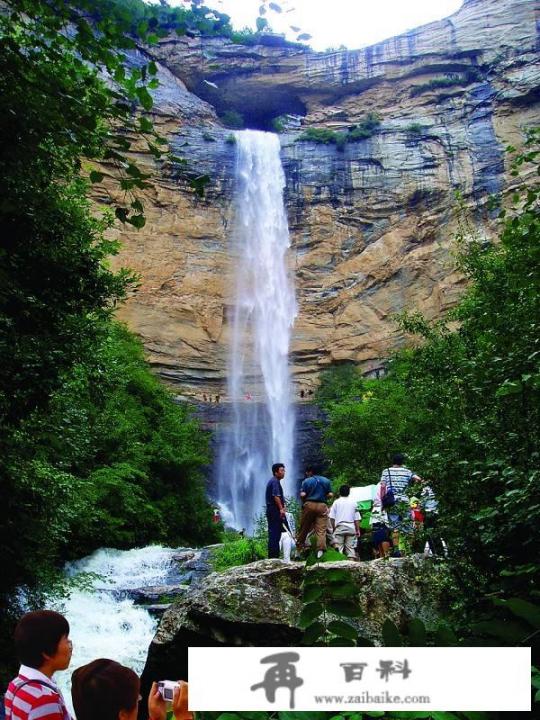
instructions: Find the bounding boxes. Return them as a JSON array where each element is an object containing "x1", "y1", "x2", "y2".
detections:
[{"x1": 105, "y1": 0, "x2": 540, "y2": 398}]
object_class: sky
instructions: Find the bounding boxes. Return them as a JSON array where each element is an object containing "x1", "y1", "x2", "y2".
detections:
[{"x1": 192, "y1": 0, "x2": 464, "y2": 51}]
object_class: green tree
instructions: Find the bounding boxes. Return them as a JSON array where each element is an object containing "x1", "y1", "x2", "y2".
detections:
[
  {"x1": 319, "y1": 366, "x2": 428, "y2": 485},
  {"x1": 318, "y1": 129, "x2": 540, "y2": 607},
  {"x1": 0, "y1": 0, "x2": 220, "y2": 681}
]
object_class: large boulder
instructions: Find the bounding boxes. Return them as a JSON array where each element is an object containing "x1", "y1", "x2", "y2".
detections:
[{"x1": 139, "y1": 555, "x2": 443, "y2": 712}]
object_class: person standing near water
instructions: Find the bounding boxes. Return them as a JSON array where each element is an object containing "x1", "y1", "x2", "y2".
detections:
[
  {"x1": 265, "y1": 463, "x2": 287, "y2": 558},
  {"x1": 374, "y1": 453, "x2": 421, "y2": 556},
  {"x1": 296, "y1": 466, "x2": 333, "y2": 558},
  {"x1": 5, "y1": 610, "x2": 73, "y2": 720},
  {"x1": 329, "y1": 484, "x2": 361, "y2": 559}
]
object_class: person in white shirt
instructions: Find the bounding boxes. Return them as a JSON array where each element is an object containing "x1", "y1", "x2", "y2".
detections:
[{"x1": 329, "y1": 485, "x2": 361, "y2": 559}]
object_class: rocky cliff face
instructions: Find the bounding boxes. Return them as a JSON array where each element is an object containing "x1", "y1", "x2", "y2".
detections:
[{"x1": 107, "y1": 0, "x2": 540, "y2": 400}]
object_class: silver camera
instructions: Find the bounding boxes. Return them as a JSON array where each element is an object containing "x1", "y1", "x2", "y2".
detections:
[{"x1": 158, "y1": 680, "x2": 179, "y2": 702}]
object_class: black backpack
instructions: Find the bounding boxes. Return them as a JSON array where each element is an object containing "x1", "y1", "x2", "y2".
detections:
[{"x1": 381, "y1": 469, "x2": 396, "y2": 509}]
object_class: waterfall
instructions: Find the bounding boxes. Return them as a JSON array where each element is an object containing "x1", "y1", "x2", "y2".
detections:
[
  {"x1": 53, "y1": 546, "x2": 179, "y2": 713},
  {"x1": 216, "y1": 130, "x2": 297, "y2": 532}
]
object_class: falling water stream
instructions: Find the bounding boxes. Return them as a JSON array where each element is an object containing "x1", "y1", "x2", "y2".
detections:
[
  {"x1": 10, "y1": 132, "x2": 297, "y2": 712},
  {"x1": 52, "y1": 546, "x2": 182, "y2": 713},
  {"x1": 216, "y1": 130, "x2": 297, "y2": 531}
]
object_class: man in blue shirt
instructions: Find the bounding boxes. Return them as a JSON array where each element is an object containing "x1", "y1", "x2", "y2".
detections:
[
  {"x1": 296, "y1": 465, "x2": 333, "y2": 557},
  {"x1": 266, "y1": 462, "x2": 287, "y2": 558}
]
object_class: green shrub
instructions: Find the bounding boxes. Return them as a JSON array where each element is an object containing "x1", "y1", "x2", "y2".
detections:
[
  {"x1": 230, "y1": 28, "x2": 259, "y2": 46},
  {"x1": 271, "y1": 115, "x2": 286, "y2": 133},
  {"x1": 347, "y1": 112, "x2": 381, "y2": 140},
  {"x1": 318, "y1": 130, "x2": 540, "y2": 606},
  {"x1": 225, "y1": 133, "x2": 237, "y2": 145},
  {"x1": 405, "y1": 122, "x2": 426, "y2": 135},
  {"x1": 220, "y1": 110, "x2": 244, "y2": 129},
  {"x1": 202, "y1": 131, "x2": 215, "y2": 142},
  {"x1": 411, "y1": 68, "x2": 482, "y2": 97},
  {"x1": 335, "y1": 132, "x2": 348, "y2": 151},
  {"x1": 210, "y1": 536, "x2": 266, "y2": 571},
  {"x1": 298, "y1": 127, "x2": 340, "y2": 144},
  {"x1": 297, "y1": 114, "x2": 381, "y2": 148},
  {"x1": 107, "y1": 0, "x2": 235, "y2": 40}
]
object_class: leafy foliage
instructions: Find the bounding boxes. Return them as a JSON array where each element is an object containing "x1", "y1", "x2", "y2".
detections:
[
  {"x1": 211, "y1": 536, "x2": 267, "y2": 571},
  {"x1": 319, "y1": 369, "x2": 427, "y2": 487},
  {"x1": 106, "y1": 0, "x2": 235, "y2": 39},
  {"x1": 297, "y1": 115, "x2": 381, "y2": 151},
  {"x1": 300, "y1": 552, "x2": 360, "y2": 647},
  {"x1": 347, "y1": 113, "x2": 381, "y2": 140},
  {"x1": 221, "y1": 110, "x2": 245, "y2": 129},
  {"x1": 271, "y1": 115, "x2": 287, "y2": 133},
  {"x1": 298, "y1": 127, "x2": 343, "y2": 144},
  {"x1": 0, "y1": 322, "x2": 218, "y2": 685},
  {"x1": 0, "y1": 0, "x2": 221, "y2": 682},
  {"x1": 317, "y1": 130, "x2": 540, "y2": 606},
  {"x1": 405, "y1": 123, "x2": 427, "y2": 136},
  {"x1": 2, "y1": 322, "x2": 218, "y2": 585},
  {"x1": 410, "y1": 68, "x2": 482, "y2": 97}
]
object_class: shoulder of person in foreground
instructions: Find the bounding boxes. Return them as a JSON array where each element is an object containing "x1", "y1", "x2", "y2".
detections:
[{"x1": 6, "y1": 679, "x2": 66, "y2": 720}]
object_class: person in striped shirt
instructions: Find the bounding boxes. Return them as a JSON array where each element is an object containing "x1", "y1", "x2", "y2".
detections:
[
  {"x1": 373, "y1": 453, "x2": 422, "y2": 557},
  {"x1": 4, "y1": 610, "x2": 73, "y2": 720}
]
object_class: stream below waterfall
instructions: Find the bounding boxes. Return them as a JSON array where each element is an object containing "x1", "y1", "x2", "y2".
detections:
[{"x1": 49, "y1": 545, "x2": 206, "y2": 713}]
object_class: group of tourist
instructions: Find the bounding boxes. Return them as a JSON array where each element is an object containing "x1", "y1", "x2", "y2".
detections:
[
  {"x1": 4, "y1": 610, "x2": 192, "y2": 720},
  {"x1": 265, "y1": 453, "x2": 441, "y2": 561}
]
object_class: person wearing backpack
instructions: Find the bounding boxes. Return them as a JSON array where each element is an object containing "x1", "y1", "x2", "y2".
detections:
[{"x1": 373, "y1": 453, "x2": 422, "y2": 557}]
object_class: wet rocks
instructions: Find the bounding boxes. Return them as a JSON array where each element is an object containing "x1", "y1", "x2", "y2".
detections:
[{"x1": 131, "y1": 584, "x2": 191, "y2": 604}]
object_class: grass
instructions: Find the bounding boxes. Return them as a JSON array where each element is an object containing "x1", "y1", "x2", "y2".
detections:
[
  {"x1": 410, "y1": 68, "x2": 482, "y2": 97},
  {"x1": 210, "y1": 536, "x2": 266, "y2": 571},
  {"x1": 297, "y1": 113, "x2": 381, "y2": 150}
]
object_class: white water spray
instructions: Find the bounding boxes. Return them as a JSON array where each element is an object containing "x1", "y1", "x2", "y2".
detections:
[
  {"x1": 216, "y1": 130, "x2": 297, "y2": 531},
  {"x1": 54, "y1": 546, "x2": 178, "y2": 713}
]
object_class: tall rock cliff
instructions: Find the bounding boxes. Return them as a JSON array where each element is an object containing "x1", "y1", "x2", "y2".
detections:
[{"x1": 105, "y1": 0, "x2": 540, "y2": 400}]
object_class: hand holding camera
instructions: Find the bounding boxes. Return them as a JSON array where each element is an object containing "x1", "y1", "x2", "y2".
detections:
[
  {"x1": 149, "y1": 679, "x2": 193, "y2": 720},
  {"x1": 158, "y1": 680, "x2": 180, "y2": 702}
]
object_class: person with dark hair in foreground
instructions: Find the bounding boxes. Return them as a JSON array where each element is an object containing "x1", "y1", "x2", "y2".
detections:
[
  {"x1": 4, "y1": 610, "x2": 73, "y2": 720},
  {"x1": 71, "y1": 659, "x2": 192, "y2": 720}
]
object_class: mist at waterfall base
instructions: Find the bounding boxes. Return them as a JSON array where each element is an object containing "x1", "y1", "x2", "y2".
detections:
[
  {"x1": 216, "y1": 130, "x2": 297, "y2": 533},
  {"x1": 52, "y1": 546, "x2": 180, "y2": 713}
]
